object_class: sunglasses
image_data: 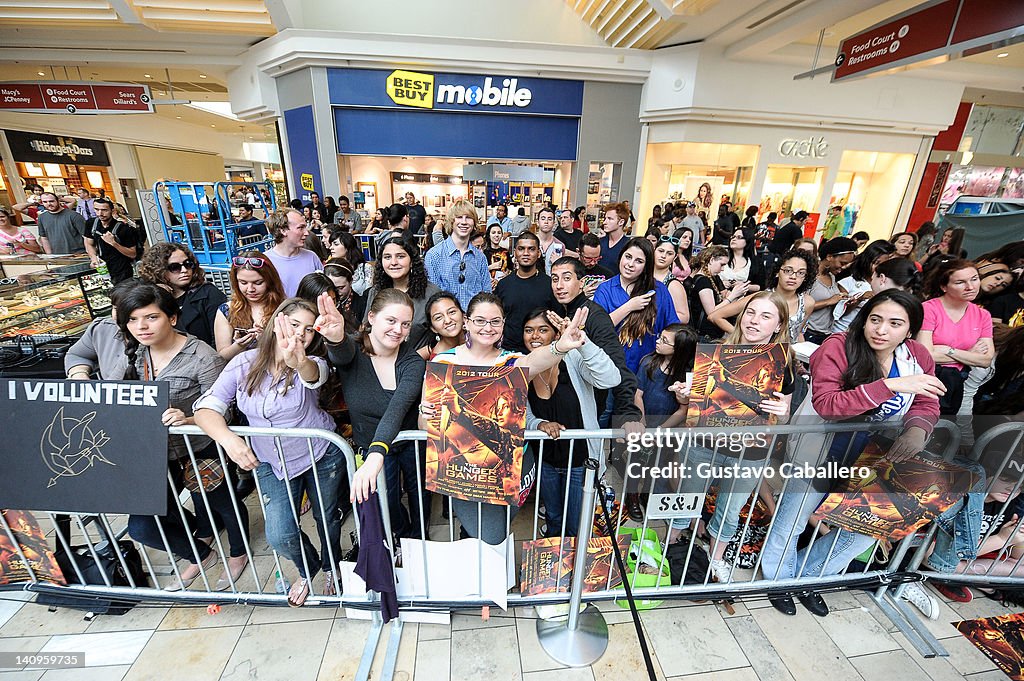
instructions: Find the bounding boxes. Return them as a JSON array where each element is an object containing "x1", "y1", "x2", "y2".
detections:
[
  {"x1": 232, "y1": 256, "x2": 264, "y2": 268},
  {"x1": 458, "y1": 259, "x2": 466, "y2": 285},
  {"x1": 658, "y1": 235, "x2": 680, "y2": 245},
  {"x1": 167, "y1": 260, "x2": 196, "y2": 273}
]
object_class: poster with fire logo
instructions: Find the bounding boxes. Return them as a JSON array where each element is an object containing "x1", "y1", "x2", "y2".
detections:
[
  {"x1": 956, "y1": 613, "x2": 1024, "y2": 680},
  {"x1": 520, "y1": 535, "x2": 629, "y2": 596},
  {"x1": 0, "y1": 379, "x2": 168, "y2": 515},
  {"x1": 424, "y1": 362, "x2": 528, "y2": 505},
  {"x1": 817, "y1": 442, "x2": 977, "y2": 542},
  {"x1": 685, "y1": 344, "x2": 788, "y2": 427},
  {"x1": 0, "y1": 510, "x2": 65, "y2": 586}
]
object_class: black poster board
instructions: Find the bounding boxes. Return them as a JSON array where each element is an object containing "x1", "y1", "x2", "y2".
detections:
[{"x1": 0, "y1": 379, "x2": 168, "y2": 515}]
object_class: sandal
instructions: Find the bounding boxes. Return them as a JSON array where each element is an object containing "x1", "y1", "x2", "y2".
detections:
[
  {"x1": 288, "y1": 578, "x2": 310, "y2": 607},
  {"x1": 322, "y1": 571, "x2": 337, "y2": 597}
]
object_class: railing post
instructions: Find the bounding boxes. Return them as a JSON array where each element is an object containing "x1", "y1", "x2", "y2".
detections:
[{"x1": 536, "y1": 460, "x2": 609, "y2": 666}]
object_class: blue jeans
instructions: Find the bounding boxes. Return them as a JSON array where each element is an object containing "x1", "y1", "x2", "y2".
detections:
[
  {"x1": 667, "y1": 447, "x2": 766, "y2": 542},
  {"x1": 539, "y1": 462, "x2": 584, "y2": 537},
  {"x1": 760, "y1": 477, "x2": 877, "y2": 579},
  {"x1": 255, "y1": 444, "x2": 345, "y2": 579},
  {"x1": 927, "y1": 459, "x2": 987, "y2": 573},
  {"x1": 384, "y1": 442, "x2": 432, "y2": 539}
]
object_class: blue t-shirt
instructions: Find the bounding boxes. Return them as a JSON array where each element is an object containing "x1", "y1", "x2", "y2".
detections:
[
  {"x1": 593, "y1": 276, "x2": 680, "y2": 374},
  {"x1": 636, "y1": 355, "x2": 679, "y2": 428},
  {"x1": 828, "y1": 360, "x2": 904, "y2": 464},
  {"x1": 598, "y1": 235, "x2": 629, "y2": 272}
]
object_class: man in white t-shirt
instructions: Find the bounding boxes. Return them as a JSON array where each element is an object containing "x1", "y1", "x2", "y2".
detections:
[{"x1": 264, "y1": 208, "x2": 323, "y2": 296}]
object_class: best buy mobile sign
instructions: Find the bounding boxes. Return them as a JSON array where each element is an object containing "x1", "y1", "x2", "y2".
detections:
[{"x1": 386, "y1": 70, "x2": 533, "y2": 109}]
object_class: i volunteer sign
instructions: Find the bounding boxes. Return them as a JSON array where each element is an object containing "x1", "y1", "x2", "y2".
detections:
[{"x1": 0, "y1": 81, "x2": 154, "y2": 114}]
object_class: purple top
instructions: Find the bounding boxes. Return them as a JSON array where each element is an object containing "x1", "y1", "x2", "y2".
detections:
[
  {"x1": 193, "y1": 350, "x2": 334, "y2": 479},
  {"x1": 265, "y1": 247, "x2": 324, "y2": 297}
]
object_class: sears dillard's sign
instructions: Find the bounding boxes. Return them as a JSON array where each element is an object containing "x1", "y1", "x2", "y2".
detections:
[
  {"x1": 0, "y1": 379, "x2": 168, "y2": 515},
  {"x1": 4, "y1": 130, "x2": 110, "y2": 166}
]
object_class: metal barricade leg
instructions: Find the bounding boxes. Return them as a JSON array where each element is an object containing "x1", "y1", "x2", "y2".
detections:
[{"x1": 536, "y1": 462, "x2": 609, "y2": 667}]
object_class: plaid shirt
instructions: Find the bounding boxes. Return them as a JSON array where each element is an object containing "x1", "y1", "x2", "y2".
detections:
[{"x1": 424, "y1": 236, "x2": 491, "y2": 310}]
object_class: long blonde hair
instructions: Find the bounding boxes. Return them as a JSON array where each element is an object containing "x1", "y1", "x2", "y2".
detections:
[
  {"x1": 723, "y1": 291, "x2": 790, "y2": 345},
  {"x1": 243, "y1": 297, "x2": 322, "y2": 397}
]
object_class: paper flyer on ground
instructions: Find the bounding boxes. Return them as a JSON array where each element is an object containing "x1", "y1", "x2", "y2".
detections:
[
  {"x1": 817, "y1": 443, "x2": 977, "y2": 542},
  {"x1": 685, "y1": 343, "x2": 788, "y2": 428},
  {"x1": 0, "y1": 510, "x2": 65, "y2": 586},
  {"x1": 424, "y1": 362, "x2": 528, "y2": 505},
  {"x1": 520, "y1": 535, "x2": 629, "y2": 597},
  {"x1": 955, "y1": 612, "x2": 1024, "y2": 680}
]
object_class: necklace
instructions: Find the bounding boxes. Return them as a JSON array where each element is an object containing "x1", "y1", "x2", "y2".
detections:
[{"x1": 536, "y1": 365, "x2": 558, "y2": 394}]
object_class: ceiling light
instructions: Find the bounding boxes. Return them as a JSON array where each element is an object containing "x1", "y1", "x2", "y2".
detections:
[
  {"x1": 36, "y1": 71, "x2": 45, "y2": 76},
  {"x1": 144, "y1": 74, "x2": 152, "y2": 78},
  {"x1": 199, "y1": 74, "x2": 207, "y2": 78},
  {"x1": 997, "y1": 52, "x2": 1009, "y2": 58},
  {"x1": 175, "y1": 115, "x2": 182, "y2": 119},
  {"x1": 210, "y1": 124, "x2": 216, "y2": 127}
]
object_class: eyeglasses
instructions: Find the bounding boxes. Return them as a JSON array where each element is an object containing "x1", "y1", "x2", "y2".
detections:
[
  {"x1": 468, "y1": 317, "x2": 504, "y2": 328},
  {"x1": 458, "y1": 259, "x2": 466, "y2": 285},
  {"x1": 779, "y1": 267, "x2": 807, "y2": 277},
  {"x1": 167, "y1": 260, "x2": 196, "y2": 273},
  {"x1": 658, "y1": 235, "x2": 680, "y2": 246},
  {"x1": 232, "y1": 256, "x2": 264, "y2": 268}
]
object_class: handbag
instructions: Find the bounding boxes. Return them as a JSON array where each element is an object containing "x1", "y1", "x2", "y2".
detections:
[
  {"x1": 36, "y1": 541, "x2": 149, "y2": 615},
  {"x1": 182, "y1": 457, "x2": 226, "y2": 493}
]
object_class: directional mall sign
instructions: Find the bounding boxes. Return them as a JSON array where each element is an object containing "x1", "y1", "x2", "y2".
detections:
[{"x1": 0, "y1": 82, "x2": 154, "y2": 114}]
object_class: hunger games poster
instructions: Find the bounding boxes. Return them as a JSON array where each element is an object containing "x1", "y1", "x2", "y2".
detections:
[
  {"x1": 424, "y1": 362, "x2": 528, "y2": 505},
  {"x1": 0, "y1": 510, "x2": 65, "y2": 586},
  {"x1": 685, "y1": 343, "x2": 788, "y2": 427},
  {"x1": 520, "y1": 536, "x2": 629, "y2": 596},
  {"x1": 956, "y1": 613, "x2": 1024, "y2": 680}
]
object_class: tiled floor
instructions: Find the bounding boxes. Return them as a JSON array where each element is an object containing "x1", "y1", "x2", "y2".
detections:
[{"x1": 0, "y1": 582, "x2": 1018, "y2": 681}]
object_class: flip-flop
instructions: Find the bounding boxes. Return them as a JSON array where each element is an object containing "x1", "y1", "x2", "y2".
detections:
[
  {"x1": 322, "y1": 571, "x2": 337, "y2": 597},
  {"x1": 288, "y1": 578, "x2": 310, "y2": 607}
]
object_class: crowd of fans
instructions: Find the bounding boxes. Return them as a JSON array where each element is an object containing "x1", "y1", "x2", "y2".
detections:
[{"x1": 57, "y1": 191, "x2": 1024, "y2": 614}]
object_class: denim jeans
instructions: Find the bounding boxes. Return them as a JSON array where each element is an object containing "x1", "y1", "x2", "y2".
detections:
[
  {"x1": 760, "y1": 477, "x2": 877, "y2": 579},
  {"x1": 255, "y1": 444, "x2": 345, "y2": 579},
  {"x1": 539, "y1": 462, "x2": 584, "y2": 537},
  {"x1": 384, "y1": 442, "x2": 432, "y2": 539},
  {"x1": 926, "y1": 459, "x2": 987, "y2": 573},
  {"x1": 667, "y1": 447, "x2": 767, "y2": 542}
]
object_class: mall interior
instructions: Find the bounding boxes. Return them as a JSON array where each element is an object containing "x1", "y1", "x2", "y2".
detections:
[{"x1": 2, "y1": 1, "x2": 1024, "y2": 680}]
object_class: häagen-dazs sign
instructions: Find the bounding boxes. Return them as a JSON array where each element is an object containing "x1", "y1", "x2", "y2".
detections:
[{"x1": 778, "y1": 136, "x2": 829, "y2": 159}]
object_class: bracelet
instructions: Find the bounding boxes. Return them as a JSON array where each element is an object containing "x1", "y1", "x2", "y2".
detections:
[
  {"x1": 549, "y1": 340, "x2": 567, "y2": 357},
  {"x1": 68, "y1": 371, "x2": 90, "y2": 379},
  {"x1": 369, "y1": 441, "x2": 390, "y2": 455}
]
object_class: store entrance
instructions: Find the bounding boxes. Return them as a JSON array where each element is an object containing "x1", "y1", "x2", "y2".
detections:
[{"x1": 760, "y1": 165, "x2": 826, "y2": 220}]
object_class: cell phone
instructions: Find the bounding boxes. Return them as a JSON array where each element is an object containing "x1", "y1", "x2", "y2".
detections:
[
  {"x1": 582, "y1": 275, "x2": 605, "y2": 287},
  {"x1": 233, "y1": 328, "x2": 252, "y2": 339}
]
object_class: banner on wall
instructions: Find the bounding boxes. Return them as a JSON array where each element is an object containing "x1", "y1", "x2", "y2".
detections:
[
  {"x1": 0, "y1": 82, "x2": 154, "y2": 114},
  {"x1": 282, "y1": 105, "x2": 322, "y2": 202},
  {"x1": 0, "y1": 379, "x2": 169, "y2": 515},
  {"x1": 5, "y1": 130, "x2": 110, "y2": 166}
]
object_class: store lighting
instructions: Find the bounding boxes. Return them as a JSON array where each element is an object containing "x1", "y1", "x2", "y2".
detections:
[
  {"x1": 199, "y1": 74, "x2": 207, "y2": 78},
  {"x1": 43, "y1": 163, "x2": 62, "y2": 177},
  {"x1": 36, "y1": 71, "x2": 45, "y2": 76},
  {"x1": 176, "y1": 115, "x2": 182, "y2": 119},
  {"x1": 144, "y1": 74, "x2": 152, "y2": 78},
  {"x1": 997, "y1": 53, "x2": 1009, "y2": 58},
  {"x1": 86, "y1": 171, "x2": 103, "y2": 189},
  {"x1": 25, "y1": 163, "x2": 44, "y2": 177},
  {"x1": 211, "y1": 124, "x2": 216, "y2": 127}
]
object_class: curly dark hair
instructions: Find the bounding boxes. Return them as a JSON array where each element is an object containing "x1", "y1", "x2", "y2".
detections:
[
  {"x1": 770, "y1": 248, "x2": 818, "y2": 295},
  {"x1": 138, "y1": 242, "x2": 206, "y2": 291},
  {"x1": 372, "y1": 237, "x2": 429, "y2": 299}
]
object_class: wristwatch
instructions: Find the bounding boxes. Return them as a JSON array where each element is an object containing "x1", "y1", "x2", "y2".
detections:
[{"x1": 946, "y1": 346, "x2": 956, "y2": 357}]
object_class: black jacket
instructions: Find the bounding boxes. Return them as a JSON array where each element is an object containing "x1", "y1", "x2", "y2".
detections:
[
  {"x1": 176, "y1": 283, "x2": 226, "y2": 348},
  {"x1": 555, "y1": 294, "x2": 642, "y2": 423}
]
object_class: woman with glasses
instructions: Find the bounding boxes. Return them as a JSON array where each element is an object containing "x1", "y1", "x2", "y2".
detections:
[
  {"x1": 652, "y1": 234, "x2": 690, "y2": 324},
  {"x1": 417, "y1": 293, "x2": 591, "y2": 544},
  {"x1": 214, "y1": 252, "x2": 285, "y2": 361},
  {"x1": 139, "y1": 242, "x2": 226, "y2": 348},
  {"x1": 708, "y1": 248, "x2": 818, "y2": 343},
  {"x1": 594, "y1": 237, "x2": 680, "y2": 373},
  {"x1": 364, "y1": 237, "x2": 441, "y2": 350},
  {"x1": 0, "y1": 209, "x2": 41, "y2": 254}
]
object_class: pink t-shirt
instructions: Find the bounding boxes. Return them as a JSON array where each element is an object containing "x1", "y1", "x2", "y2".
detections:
[
  {"x1": 921, "y1": 298, "x2": 992, "y2": 370},
  {"x1": 0, "y1": 228, "x2": 37, "y2": 254}
]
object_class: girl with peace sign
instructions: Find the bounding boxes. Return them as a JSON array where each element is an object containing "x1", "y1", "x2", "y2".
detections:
[{"x1": 195, "y1": 297, "x2": 344, "y2": 607}]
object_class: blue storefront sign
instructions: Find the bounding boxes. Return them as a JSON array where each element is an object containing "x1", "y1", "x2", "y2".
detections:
[
  {"x1": 283, "y1": 105, "x2": 322, "y2": 201},
  {"x1": 328, "y1": 68, "x2": 583, "y2": 161}
]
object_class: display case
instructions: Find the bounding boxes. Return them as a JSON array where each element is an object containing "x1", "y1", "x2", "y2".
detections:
[{"x1": 0, "y1": 266, "x2": 112, "y2": 341}]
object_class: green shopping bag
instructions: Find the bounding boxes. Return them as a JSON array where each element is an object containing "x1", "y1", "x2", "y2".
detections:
[{"x1": 615, "y1": 527, "x2": 671, "y2": 610}]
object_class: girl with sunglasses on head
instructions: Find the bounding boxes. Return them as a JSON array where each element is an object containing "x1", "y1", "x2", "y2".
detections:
[
  {"x1": 652, "y1": 234, "x2": 690, "y2": 324},
  {"x1": 417, "y1": 292, "x2": 592, "y2": 544},
  {"x1": 214, "y1": 252, "x2": 286, "y2": 361},
  {"x1": 196, "y1": 297, "x2": 343, "y2": 606},
  {"x1": 117, "y1": 284, "x2": 249, "y2": 593},
  {"x1": 722, "y1": 228, "x2": 766, "y2": 293},
  {"x1": 139, "y1": 242, "x2": 226, "y2": 348},
  {"x1": 708, "y1": 248, "x2": 818, "y2": 343}
]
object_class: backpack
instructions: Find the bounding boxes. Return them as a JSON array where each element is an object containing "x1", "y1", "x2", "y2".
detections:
[
  {"x1": 125, "y1": 218, "x2": 148, "y2": 261},
  {"x1": 35, "y1": 540, "x2": 148, "y2": 615}
]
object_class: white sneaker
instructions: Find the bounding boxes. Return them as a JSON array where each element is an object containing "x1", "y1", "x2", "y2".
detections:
[
  {"x1": 900, "y1": 582, "x2": 940, "y2": 620},
  {"x1": 709, "y1": 558, "x2": 733, "y2": 585}
]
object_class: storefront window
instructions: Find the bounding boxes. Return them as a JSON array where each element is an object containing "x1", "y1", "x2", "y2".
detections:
[
  {"x1": 829, "y1": 151, "x2": 915, "y2": 240},
  {"x1": 762, "y1": 165, "x2": 825, "y2": 220},
  {"x1": 640, "y1": 142, "x2": 759, "y2": 227}
]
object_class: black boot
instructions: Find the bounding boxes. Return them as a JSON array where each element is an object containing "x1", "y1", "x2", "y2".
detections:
[
  {"x1": 797, "y1": 592, "x2": 829, "y2": 617},
  {"x1": 626, "y1": 493, "x2": 645, "y2": 522},
  {"x1": 768, "y1": 595, "x2": 796, "y2": 616}
]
